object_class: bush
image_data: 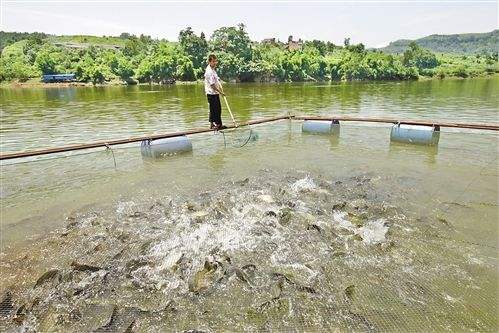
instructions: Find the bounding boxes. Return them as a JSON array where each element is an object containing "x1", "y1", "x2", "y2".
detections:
[
  {"x1": 0, "y1": 56, "x2": 37, "y2": 82},
  {"x1": 403, "y1": 42, "x2": 439, "y2": 70},
  {"x1": 34, "y1": 45, "x2": 59, "y2": 74},
  {"x1": 453, "y1": 65, "x2": 468, "y2": 78},
  {"x1": 435, "y1": 69, "x2": 446, "y2": 79},
  {"x1": 109, "y1": 53, "x2": 134, "y2": 81}
]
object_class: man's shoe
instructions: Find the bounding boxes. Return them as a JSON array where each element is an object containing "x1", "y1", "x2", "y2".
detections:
[{"x1": 219, "y1": 125, "x2": 228, "y2": 130}]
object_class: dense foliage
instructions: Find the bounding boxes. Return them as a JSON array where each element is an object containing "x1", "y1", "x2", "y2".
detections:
[
  {"x1": 381, "y1": 29, "x2": 498, "y2": 55},
  {"x1": 0, "y1": 31, "x2": 50, "y2": 52},
  {"x1": 0, "y1": 26, "x2": 497, "y2": 84}
]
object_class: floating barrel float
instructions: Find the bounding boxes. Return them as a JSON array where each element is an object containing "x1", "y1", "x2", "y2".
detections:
[
  {"x1": 390, "y1": 124, "x2": 440, "y2": 146},
  {"x1": 140, "y1": 136, "x2": 192, "y2": 158},
  {"x1": 2, "y1": 115, "x2": 496, "y2": 161},
  {"x1": 302, "y1": 120, "x2": 340, "y2": 135}
]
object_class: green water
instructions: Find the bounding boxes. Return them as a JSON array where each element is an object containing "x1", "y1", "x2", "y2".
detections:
[
  {"x1": 1, "y1": 78, "x2": 497, "y2": 240},
  {"x1": 0, "y1": 78, "x2": 498, "y2": 332},
  {"x1": 1, "y1": 78, "x2": 498, "y2": 153}
]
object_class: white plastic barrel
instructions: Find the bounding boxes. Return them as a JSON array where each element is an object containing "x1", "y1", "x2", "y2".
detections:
[
  {"x1": 390, "y1": 124, "x2": 440, "y2": 146},
  {"x1": 302, "y1": 120, "x2": 340, "y2": 135},
  {"x1": 140, "y1": 136, "x2": 192, "y2": 158}
]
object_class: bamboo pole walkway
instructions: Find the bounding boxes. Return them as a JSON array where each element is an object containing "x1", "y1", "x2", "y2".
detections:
[{"x1": 1, "y1": 115, "x2": 498, "y2": 160}]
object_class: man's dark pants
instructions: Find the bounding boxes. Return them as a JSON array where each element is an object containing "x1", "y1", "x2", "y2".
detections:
[{"x1": 207, "y1": 94, "x2": 222, "y2": 127}]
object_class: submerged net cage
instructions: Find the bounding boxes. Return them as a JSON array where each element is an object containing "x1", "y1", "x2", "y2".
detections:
[{"x1": 0, "y1": 118, "x2": 498, "y2": 332}]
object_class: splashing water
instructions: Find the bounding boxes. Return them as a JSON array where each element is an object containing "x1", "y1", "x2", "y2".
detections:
[{"x1": 0, "y1": 171, "x2": 496, "y2": 332}]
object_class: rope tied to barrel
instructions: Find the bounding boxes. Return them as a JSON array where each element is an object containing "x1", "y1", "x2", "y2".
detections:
[{"x1": 104, "y1": 143, "x2": 117, "y2": 170}]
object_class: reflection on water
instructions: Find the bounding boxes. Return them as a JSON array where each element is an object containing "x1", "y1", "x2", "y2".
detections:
[
  {"x1": 1, "y1": 77, "x2": 498, "y2": 153},
  {"x1": 389, "y1": 142, "x2": 439, "y2": 164}
]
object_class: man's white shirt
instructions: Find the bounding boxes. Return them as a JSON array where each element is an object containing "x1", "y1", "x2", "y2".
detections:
[{"x1": 204, "y1": 65, "x2": 220, "y2": 95}]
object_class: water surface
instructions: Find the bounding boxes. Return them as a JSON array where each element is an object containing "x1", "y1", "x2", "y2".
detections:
[{"x1": 0, "y1": 78, "x2": 497, "y2": 332}]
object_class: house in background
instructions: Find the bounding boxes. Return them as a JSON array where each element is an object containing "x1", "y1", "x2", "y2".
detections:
[
  {"x1": 261, "y1": 38, "x2": 277, "y2": 45},
  {"x1": 261, "y1": 36, "x2": 303, "y2": 50},
  {"x1": 287, "y1": 35, "x2": 303, "y2": 51}
]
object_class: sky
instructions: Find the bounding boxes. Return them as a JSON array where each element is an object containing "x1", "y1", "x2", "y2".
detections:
[{"x1": 1, "y1": 0, "x2": 498, "y2": 48}]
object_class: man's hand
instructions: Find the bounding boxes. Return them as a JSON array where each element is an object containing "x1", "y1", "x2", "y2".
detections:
[{"x1": 218, "y1": 83, "x2": 226, "y2": 96}]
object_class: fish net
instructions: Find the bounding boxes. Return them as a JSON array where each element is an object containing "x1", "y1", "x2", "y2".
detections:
[{"x1": 218, "y1": 126, "x2": 259, "y2": 148}]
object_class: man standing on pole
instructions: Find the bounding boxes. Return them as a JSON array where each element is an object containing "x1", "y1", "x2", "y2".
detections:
[{"x1": 205, "y1": 54, "x2": 227, "y2": 130}]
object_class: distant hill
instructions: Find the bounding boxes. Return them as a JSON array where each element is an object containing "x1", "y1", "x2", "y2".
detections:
[
  {"x1": 0, "y1": 31, "x2": 50, "y2": 51},
  {"x1": 379, "y1": 30, "x2": 498, "y2": 55},
  {"x1": 47, "y1": 35, "x2": 128, "y2": 50},
  {"x1": 0, "y1": 31, "x2": 130, "y2": 52}
]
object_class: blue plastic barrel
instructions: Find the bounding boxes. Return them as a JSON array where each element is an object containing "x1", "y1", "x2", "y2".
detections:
[
  {"x1": 302, "y1": 120, "x2": 340, "y2": 135},
  {"x1": 140, "y1": 136, "x2": 192, "y2": 158},
  {"x1": 390, "y1": 124, "x2": 440, "y2": 146}
]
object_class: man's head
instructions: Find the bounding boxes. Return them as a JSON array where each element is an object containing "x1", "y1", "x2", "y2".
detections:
[{"x1": 208, "y1": 54, "x2": 218, "y2": 68}]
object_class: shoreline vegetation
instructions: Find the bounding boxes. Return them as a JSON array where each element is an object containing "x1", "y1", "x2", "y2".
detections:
[
  {"x1": 3, "y1": 74, "x2": 498, "y2": 90},
  {"x1": 1, "y1": 25, "x2": 498, "y2": 87}
]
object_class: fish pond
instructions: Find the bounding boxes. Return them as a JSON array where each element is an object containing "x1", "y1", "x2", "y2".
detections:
[{"x1": 0, "y1": 77, "x2": 498, "y2": 332}]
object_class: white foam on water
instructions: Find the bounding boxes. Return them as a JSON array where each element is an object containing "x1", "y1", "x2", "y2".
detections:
[
  {"x1": 257, "y1": 194, "x2": 274, "y2": 203},
  {"x1": 287, "y1": 262, "x2": 318, "y2": 283},
  {"x1": 290, "y1": 176, "x2": 317, "y2": 193},
  {"x1": 332, "y1": 210, "x2": 356, "y2": 231},
  {"x1": 443, "y1": 293, "x2": 461, "y2": 304},
  {"x1": 466, "y1": 253, "x2": 486, "y2": 266},
  {"x1": 332, "y1": 211, "x2": 389, "y2": 245},
  {"x1": 141, "y1": 193, "x2": 285, "y2": 291},
  {"x1": 357, "y1": 219, "x2": 389, "y2": 245},
  {"x1": 115, "y1": 200, "x2": 137, "y2": 217},
  {"x1": 294, "y1": 199, "x2": 309, "y2": 213},
  {"x1": 158, "y1": 250, "x2": 184, "y2": 271}
]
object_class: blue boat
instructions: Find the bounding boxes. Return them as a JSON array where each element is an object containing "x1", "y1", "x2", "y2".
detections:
[{"x1": 42, "y1": 74, "x2": 76, "y2": 83}]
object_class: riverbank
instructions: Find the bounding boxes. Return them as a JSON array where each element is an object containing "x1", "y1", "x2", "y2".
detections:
[{"x1": 2, "y1": 72, "x2": 497, "y2": 89}]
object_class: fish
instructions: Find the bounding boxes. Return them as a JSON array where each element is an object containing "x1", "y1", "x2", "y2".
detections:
[
  {"x1": 34, "y1": 269, "x2": 61, "y2": 288},
  {"x1": 71, "y1": 261, "x2": 102, "y2": 272}
]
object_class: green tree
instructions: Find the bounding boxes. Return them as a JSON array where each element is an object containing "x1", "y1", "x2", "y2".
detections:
[
  {"x1": 35, "y1": 45, "x2": 59, "y2": 74},
  {"x1": 251, "y1": 43, "x2": 286, "y2": 81},
  {"x1": 123, "y1": 37, "x2": 142, "y2": 57},
  {"x1": 109, "y1": 52, "x2": 135, "y2": 81},
  {"x1": 403, "y1": 42, "x2": 439, "y2": 70},
  {"x1": 210, "y1": 23, "x2": 252, "y2": 61},
  {"x1": 135, "y1": 42, "x2": 193, "y2": 83},
  {"x1": 178, "y1": 27, "x2": 208, "y2": 73},
  {"x1": 176, "y1": 55, "x2": 196, "y2": 81},
  {"x1": 347, "y1": 43, "x2": 365, "y2": 54},
  {"x1": 75, "y1": 52, "x2": 112, "y2": 84},
  {"x1": 304, "y1": 40, "x2": 327, "y2": 56},
  {"x1": 209, "y1": 24, "x2": 253, "y2": 80},
  {"x1": 214, "y1": 51, "x2": 245, "y2": 80},
  {"x1": 0, "y1": 55, "x2": 38, "y2": 82}
]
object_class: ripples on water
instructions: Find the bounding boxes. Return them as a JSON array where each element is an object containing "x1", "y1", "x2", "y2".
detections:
[
  {"x1": 0, "y1": 78, "x2": 498, "y2": 331},
  {"x1": 1, "y1": 78, "x2": 498, "y2": 152}
]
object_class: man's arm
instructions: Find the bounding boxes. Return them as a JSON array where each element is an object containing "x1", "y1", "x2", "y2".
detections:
[
  {"x1": 211, "y1": 82, "x2": 225, "y2": 96},
  {"x1": 208, "y1": 71, "x2": 225, "y2": 95}
]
